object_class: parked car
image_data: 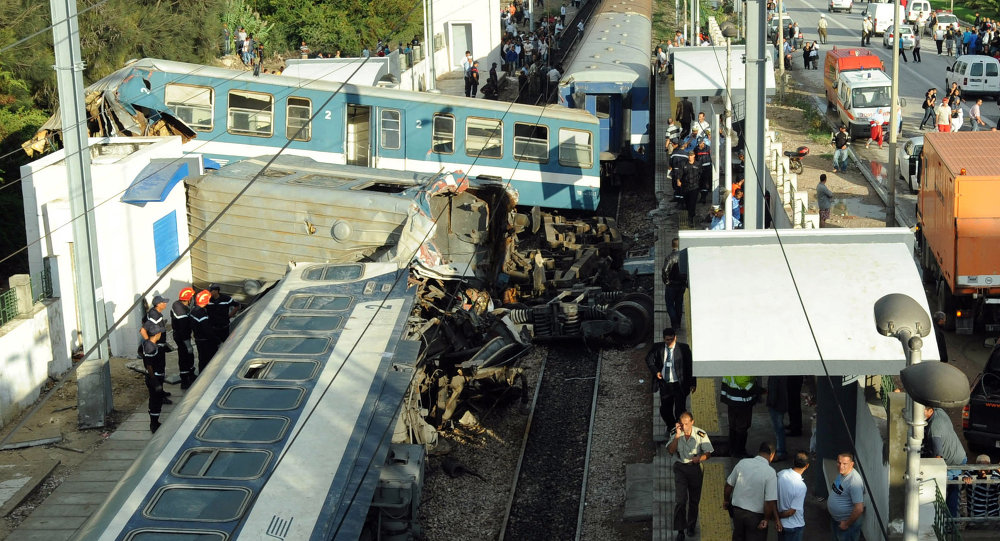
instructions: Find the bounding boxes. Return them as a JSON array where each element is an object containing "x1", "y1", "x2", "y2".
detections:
[
  {"x1": 883, "y1": 25, "x2": 916, "y2": 49},
  {"x1": 829, "y1": 0, "x2": 853, "y2": 14},
  {"x1": 946, "y1": 55, "x2": 1000, "y2": 101},
  {"x1": 896, "y1": 136, "x2": 922, "y2": 193},
  {"x1": 963, "y1": 341, "x2": 1000, "y2": 451},
  {"x1": 767, "y1": 14, "x2": 795, "y2": 42},
  {"x1": 933, "y1": 11, "x2": 960, "y2": 33}
]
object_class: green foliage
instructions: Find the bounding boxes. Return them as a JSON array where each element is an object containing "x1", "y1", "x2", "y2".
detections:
[
  {"x1": 223, "y1": 0, "x2": 272, "y2": 49},
  {"x1": 928, "y1": 0, "x2": 998, "y2": 23},
  {"x1": 253, "y1": 0, "x2": 425, "y2": 56}
]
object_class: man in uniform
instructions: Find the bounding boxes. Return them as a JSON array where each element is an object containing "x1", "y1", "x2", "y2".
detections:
[
  {"x1": 675, "y1": 96, "x2": 695, "y2": 138},
  {"x1": 171, "y1": 288, "x2": 196, "y2": 389},
  {"x1": 141, "y1": 295, "x2": 171, "y2": 400},
  {"x1": 645, "y1": 327, "x2": 695, "y2": 436},
  {"x1": 721, "y1": 375, "x2": 760, "y2": 459},
  {"x1": 469, "y1": 61, "x2": 481, "y2": 98},
  {"x1": 694, "y1": 137, "x2": 712, "y2": 203},
  {"x1": 667, "y1": 411, "x2": 713, "y2": 540},
  {"x1": 191, "y1": 289, "x2": 219, "y2": 373},
  {"x1": 724, "y1": 441, "x2": 781, "y2": 541},
  {"x1": 679, "y1": 150, "x2": 702, "y2": 228},
  {"x1": 206, "y1": 284, "x2": 237, "y2": 343},
  {"x1": 141, "y1": 320, "x2": 166, "y2": 433}
]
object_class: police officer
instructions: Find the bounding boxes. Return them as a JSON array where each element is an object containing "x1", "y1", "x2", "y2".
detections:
[
  {"x1": 721, "y1": 375, "x2": 760, "y2": 459},
  {"x1": 667, "y1": 411, "x2": 714, "y2": 540},
  {"x1": 206, "y1": 284, "x2": 237, "y2": 343},
  {"x1": 191, "y1": 289, "x2": 219, "y2": 373},
  {"x1": 141, "y1": 295, "x2": 171, "y2": 400},
  {"x1": 141, "y1": 320, "x2": 166, "y2": 433},
  {"x1": 678, "y1": 151, "x2": 702, "y2": 228},
  {"x1": 694, "y1": 137, "x2": 712, "y2": 203},
  {"x1": 171, "y1": 288, "x2": 196, "y2": 389}
]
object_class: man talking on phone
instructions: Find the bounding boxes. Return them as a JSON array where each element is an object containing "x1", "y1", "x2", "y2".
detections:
[{"x1": 666, "y1": 411, "x2": 714, "y2": 540}]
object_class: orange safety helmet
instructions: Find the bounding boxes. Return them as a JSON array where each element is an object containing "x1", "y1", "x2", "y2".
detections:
[
  {"x1": 179, "y1": 287, "x2": 195, "y2": 301},
  {"x1": 195, "y1": 290, "x2": 212, "y2": 308}
]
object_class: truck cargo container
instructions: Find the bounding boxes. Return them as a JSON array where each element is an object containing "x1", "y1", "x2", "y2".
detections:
[{"x1": 917, "y1": 132, "x2": 1000, "y2": 334}]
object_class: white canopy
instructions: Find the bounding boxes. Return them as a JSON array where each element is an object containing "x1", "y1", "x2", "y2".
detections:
[{"x1": 672, "y1": 45, "x2": 777, "y2": 98}]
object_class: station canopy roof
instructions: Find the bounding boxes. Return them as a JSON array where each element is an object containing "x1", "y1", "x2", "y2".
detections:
[
  {"x1": 672, "y1": 45, "x2": 777, "y2": 98},
  {"x1": 682, "y1": 228, "x2": 938, "y2": 377}
]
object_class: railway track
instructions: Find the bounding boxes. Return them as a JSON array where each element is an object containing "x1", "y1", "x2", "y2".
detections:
[{"x1": 499, "y1": 343, "x2": 602, "y2": 541}]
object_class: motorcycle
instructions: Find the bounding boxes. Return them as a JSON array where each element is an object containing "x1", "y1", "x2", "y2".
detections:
[{"x1": 783, "y1": 145, "x2": 809, "y2": 174}]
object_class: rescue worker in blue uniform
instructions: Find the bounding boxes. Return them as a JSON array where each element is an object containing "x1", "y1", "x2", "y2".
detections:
[
  {"x1": 206, "y1": 284, "x2": 237, "y2": 343},
  {"x1": 141, "y1": 319, "x2": 166, "y2": 433},
  {"x1": 171, "y1": 287, "x2": 196, "y2": 389},
  {"x1": 191, "y1": 289, "x2": 219, "y2": 373},
  {"x1": 141, "y1": 295, "x2": 171, "y2": 401}
]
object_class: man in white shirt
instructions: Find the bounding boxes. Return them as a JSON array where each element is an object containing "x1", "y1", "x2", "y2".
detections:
[
  {"x1": 776, "y1": 451, "x2": 810, "y2": 541},
  {"x1": 970, "y1": 98, "x2": 986, "y2": 131},
  {"x1": 693, "y1": 111, "x2": 710, "y2": 135},
  {"x1": 724, "y1": 442, "x2": 781, "y2": 541}
]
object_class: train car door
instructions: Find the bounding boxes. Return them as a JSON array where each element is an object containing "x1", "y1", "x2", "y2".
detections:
[
  {"x1": 586, "y1": 94, "x2": 621, "y2": 155},
  {"x1": 346, "y1": 104, "x2": 371, "y2": 167},
  {"x1": 375, "y1": 108, "x2": 404, "y2": 169}
]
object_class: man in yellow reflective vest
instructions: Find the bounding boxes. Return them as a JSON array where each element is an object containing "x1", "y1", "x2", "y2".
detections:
[{"x1": 721, "y1": 375, "x2": 760, "y2": 459}]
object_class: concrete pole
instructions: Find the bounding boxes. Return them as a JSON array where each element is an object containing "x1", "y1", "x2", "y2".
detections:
[
  {"x1": 886, "y1": 0, "x2": 902, "y2": 227},
  {"x1": 725, "y1": 37, "x2": 734, "y2": 230},
  {"x1": 422, "y1": 0, "x2": 431, "y2": 89},
  {"x1": 676, "y1": 0, "x2": 680, "y2": 35},
  {"x1": 427, "y1": 0, "x2": 437, "y2": 91},
  {"x1": 682, "y1": 1, "x2": 688, "y2": 45},
  {"x1": 745, "y1": 0, "x2": 766, "y2": 230},
  {"x1": 712, "y1": 113, "x2": 720, "y2": 206},
  {"x1": 49, "y1": 0, "x2": 112, "y2": 425},
  {"x1": 903, "y1": 334, "x2": 925, "y2": 541}
]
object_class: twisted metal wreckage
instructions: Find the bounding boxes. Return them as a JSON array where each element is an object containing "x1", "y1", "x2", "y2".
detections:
[{"x1": 24, "y1": 67, "x2": 654, "y2": 453}]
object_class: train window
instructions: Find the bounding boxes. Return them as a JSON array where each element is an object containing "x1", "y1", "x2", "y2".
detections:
[
  {"x1": 284, "y1": 294, "x2": 353, "y2": 311},
  {"x1": 144, "y1": 486, "x2": 251, "y2": 522},
  {"x1": 380, "y1": 109, "x2": 401, "y2": 149},
  {"x1": 466, "y1": 117, "x2": 503, "y2": 158},
  {"x1": 125, "y1": 529, "x2": 227, "y2": 541},
  {"x1": 595, "y1": 96, "x2": 611, "y2": 119},
  {"x1": 302, "y1": 263, "x2": 364, "y2": 281},
  {"x1": 198, "y1": 415, "x2": 288, "y2": 443},
  {"x1": 432, "y1": 114, "x2": 455, "y2": 154},
  {"x1": 174, "y1": 448, "x2": 271, "y2": 480},
  {"x1": 558, "y1": 128, "x2": 594, "y2": 168},
  {"x1": 228, "y1": 90, "x2": 273, "y2": 137},
  {"x1": 513, "y1": 123, "x2": 549, "y2": 163},
  {"x1": 256, "y1": 336, "x2": 330, "y2": 355},
  {"x1": 164, "y1": 84, "x2": 213, "y2": 132},
  {"x1": 220, "y1": 386, "x2": 305, "y2": 410},
  {"x1": 242, "y1": 359, "x2": 319, "y2": 381},
  {"x1": 286, "y1": 96, "x2": 312, "y2": 141},
  {"x1": 271, "y1": 314, "x2": 344, "y2": 331}
]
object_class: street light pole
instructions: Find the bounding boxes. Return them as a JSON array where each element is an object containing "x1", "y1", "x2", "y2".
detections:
[
  {"x1": 901, "y1": 332, "x2": 925, "y2": 541},
  {"x1": 886, "y1": 0, "x2": 902, "y2": 227}
]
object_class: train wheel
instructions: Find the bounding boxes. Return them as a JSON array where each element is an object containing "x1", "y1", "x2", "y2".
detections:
[
  {"x1": 936, "y1": 279, "x2": 956, "y2": 331},
  {"x1": 609, "y1": 299, "x2": 653, "y2": 346}
]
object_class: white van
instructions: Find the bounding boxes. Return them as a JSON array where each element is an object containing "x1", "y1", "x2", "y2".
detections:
[
  {"x1": 870, "y1": 3, "x2": 898, "y2": 35},
  {"x1": 834, "y1": 70, "x2": 894, "y2": 138},
  {"x1": 946, "y1": 55, "x2": 1000, "y2": 101},
  {"x1": 906, "y1": 0, "x2": 931, "y2": 26}
]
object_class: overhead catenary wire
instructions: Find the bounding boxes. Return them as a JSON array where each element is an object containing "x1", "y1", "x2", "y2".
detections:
[{"x1": 703, "y1": 35, "x2": 890, "y2": 540}]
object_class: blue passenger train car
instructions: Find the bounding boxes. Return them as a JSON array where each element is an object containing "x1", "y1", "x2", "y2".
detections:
[
  {"x1": 74, "y1": 262, "x2": 420, "y2": 540},
  {"x1": 558, "y1": 0, "x2": 652, "y2": 163},
  {"x1": 92, "y1": 58, "x2": 603, "y2": 210}
]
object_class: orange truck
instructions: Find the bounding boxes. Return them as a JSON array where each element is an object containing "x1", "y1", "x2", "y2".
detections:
[
  {"x1": 917, "y1": 132, "x2": 1000, "y2": 334},
  {"x1": 823, "y1": 47, "x2": 884, "y2": 111}
]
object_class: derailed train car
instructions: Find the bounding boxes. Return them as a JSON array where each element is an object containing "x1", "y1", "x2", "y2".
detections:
[{"x1": 75, "y1": 157, "x2": 651, "y2": 539}]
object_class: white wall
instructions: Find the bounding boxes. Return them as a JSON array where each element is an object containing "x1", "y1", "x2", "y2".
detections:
[
  {"x1": 432, "y1": 0, "x2": 501, "y2": 71},
  {"x1": 19, "y1": 137, "x2": 197, "y2": 363},
  {"x1": 0, "y1": 299, "x2": 66, "y2": 429}
]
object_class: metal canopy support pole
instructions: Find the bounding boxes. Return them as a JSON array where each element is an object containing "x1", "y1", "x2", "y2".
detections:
[
  {"x1": 712, "y1": 113, "x2": 720, "y2": 207},
  {"x1": 725, "y1": 37, "x2": 734, "y2": 230},
  {"x1": 50, "y1": 0, "x2": 112, "y2": 426},
  {"x1": 776, "y1": 0, "x2": 784, "y2": 83},
  {"x1": 903, "y1": 333, "x2": 925, "y2": 541},
  {"x1": 744, "y1": 0, "x2": 766, "y2": 230},
  {"x1": 886, "y1": 0, "x2": 902, "y2": 227},
  {"x1": 427, "y1": 0, "x2": 437, "y2": 91}
]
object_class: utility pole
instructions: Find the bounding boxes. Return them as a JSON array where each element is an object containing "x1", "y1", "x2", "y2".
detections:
[
  {"x1": 682, "y1": 1, "x2": 688, "y2": 45},
  {"x1": 49, "y1": 0, "x2": 112, "y2": 427},
  {"x1": 745, "y1": 0, "x2": 766, "y2": 230},
  {"x1": 886, "y1": 0, "x2": 902, "y2": 227},
  {"x1": 776, "y1": 0, "x2": 784, "y2": 84},
  {"x1": 423, "y1": 0, "x2": 437, "y2": 91},
  {"x1": 725, "y1": 37, "x2": 734, "y2": 230}
]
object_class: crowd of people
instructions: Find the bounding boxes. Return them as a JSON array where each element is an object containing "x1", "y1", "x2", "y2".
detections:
[
  {"x1": 919, "y1": 83, "x2": 996, "y2": 132},
  {"x1": 931, "y1": 13, "x2": 1000, "y2": 57}
]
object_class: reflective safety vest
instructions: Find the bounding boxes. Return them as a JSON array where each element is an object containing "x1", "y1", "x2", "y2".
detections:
[{"x1": 721, "y1": 375, "x2": 758, "y2": 405}]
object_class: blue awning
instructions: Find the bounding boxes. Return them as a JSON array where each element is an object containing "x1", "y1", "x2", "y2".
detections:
[{"x1": 121, "y1": 162, "x2": 189, "y2": 206}]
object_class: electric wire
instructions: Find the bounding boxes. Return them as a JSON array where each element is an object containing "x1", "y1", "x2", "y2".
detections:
[
  {"x1": 704, "y1": 29, "x2": 891, "y2": 539},
  {"x1": 0, "y1": 0, "x2": 113, "y2": 58}
]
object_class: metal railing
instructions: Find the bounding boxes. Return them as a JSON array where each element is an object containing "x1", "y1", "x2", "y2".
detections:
[
  {"x1": 933, "y1": 480, "x2": 963, "y2": 541},
  {"x1": 0, "y1": 288, "x2": 17, "y2": 326},
  {"x1": 879, "y1": 374, "x2": 895, "y2": 411},
  {"x1": 0, "y1": 268, "x2": 54, "y2": 327}
]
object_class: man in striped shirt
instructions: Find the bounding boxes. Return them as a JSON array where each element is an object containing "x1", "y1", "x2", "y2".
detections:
[{"x1": 964, "y1": 454, "x2": 1000, "y2": 525}]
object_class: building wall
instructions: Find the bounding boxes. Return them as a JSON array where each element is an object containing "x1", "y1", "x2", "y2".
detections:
[
  {"x1": 854, "y1": 384, "x2": 889, "y2": 541},
  {"x1": 432, "y1": 0, "x2": 501, "y2": 71},
  {"x1": 0, "y1": 299, "x2": 66, "y2": 429},
  {"x1": 19, "y1": 137, "x2": 197, "y2": 364}
]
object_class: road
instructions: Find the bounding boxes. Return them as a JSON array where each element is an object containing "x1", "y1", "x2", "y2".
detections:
[{"x1": 776, "y1": 0, "x2": 998, "y2": 227}]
